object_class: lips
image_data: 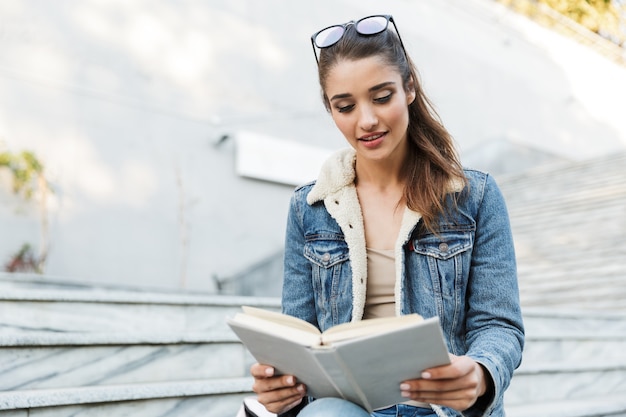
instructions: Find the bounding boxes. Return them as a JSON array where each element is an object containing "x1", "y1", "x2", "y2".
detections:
[{"x1": 359, "y1": 132, "x2": 386, "y2": 142}]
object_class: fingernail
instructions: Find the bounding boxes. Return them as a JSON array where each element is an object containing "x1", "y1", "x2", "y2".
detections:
[
  {"x1": 296, "y1": 384, "x2": 305, "y2": 393},
  {"x1": 400, "y1": 383, "x2": 410, "y2": 390},
  {"x1": 421, "y1": 372, "x2": 431, "y2": 379},
  {"x1": 401, "y1": 391, "x2": 410, "y2": 398},
  {"x1": 286, "y1": 375, "x2": 294, "y2": 385},
  {"x1": 265, "y1": 367, "x2": 274, "y2": 377}
]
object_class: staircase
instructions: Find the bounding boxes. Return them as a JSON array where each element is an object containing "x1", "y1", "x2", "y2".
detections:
[
  {"x1": 1, "y1": 154, "x2": 625, "y2": 416},
  {"x1": 3, "y1": 277, "x2": 625, "y2": 417},
  {"x1": 506, "y1": 309, "x2": 626, "y2": 417},
  {"x1": 0, "y1": 274, "x2": 280, "y2": 416},
  {"x1": 501, "y1": 152, "x2": 626, "y2": 312},
  {"x1": 500, "y1": 152, "x2": 626, "y2": 416}
]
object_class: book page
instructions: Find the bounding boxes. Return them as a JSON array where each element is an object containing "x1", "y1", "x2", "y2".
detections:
[
  {"x1": 229, "y1": 322, "x2": 345, "y2": 399},
  {"x1": 321, "y1": 314, "x2": 424, "y2": 345},
  {"x1": 227, "y1": 307, "x2": 449, "y2": 413},
  {"x1": 241, "y1": 306, "x2": 322, "y2": 334},
  {"x1": 229, "y1": 313, "x2": 322, "y2": 347},
  {"x1": 333, "y1": 316, "x2": 450, "y2": 411}
]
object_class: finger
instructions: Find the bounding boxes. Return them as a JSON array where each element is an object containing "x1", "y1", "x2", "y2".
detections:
[
  {"x1": 401, "y1": 377, "x2": 471, "y2": 394},
  {"x1": 400, "y1": 365, "x2": 482, "y2": 394},
  {"x1": 421, "y1": 356, "x2": 474, "y2": 380},
  {"x1": 253, "y1": 374, "x2": 299, "y2": 393},
  {"x1": 401, "y1": 386, "x2": 479, "y2": 411},
  {"x1": 403, "y1": 385, "x2": 475, "y2": 400},
  {"x1": 258, "y1": 384, "x2": 306, "y2": 414},
  {"x1": 250, "y1": 363, "x2": 275, "y2": 378}
]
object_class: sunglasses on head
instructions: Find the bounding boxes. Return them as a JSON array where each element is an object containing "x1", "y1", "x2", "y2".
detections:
[{"x1": 310, "y1": 14, "x2": 407, "y2": 64}]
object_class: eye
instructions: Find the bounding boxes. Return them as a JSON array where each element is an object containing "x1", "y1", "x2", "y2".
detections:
[
  {"x1": 336, "y1": 104, "x2": 355, "y2": 113},
  {"x1": 374, "y1": 93, "x2": 392, "y2": 104}
]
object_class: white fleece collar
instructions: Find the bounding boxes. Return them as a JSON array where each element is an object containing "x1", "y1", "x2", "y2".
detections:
[
  {"x1": 307, "y1": 148, "x2": 357, "y2": 205},
  {"x1": 306, "y1": 147, "x2": 463, "y2": 320},
  {"x1": 307, "y1": 147, "x2": 464, "y2": 204}
]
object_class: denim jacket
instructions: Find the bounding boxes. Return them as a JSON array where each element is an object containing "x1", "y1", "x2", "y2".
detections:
[{"x1": 281, "y1": 148, "x2": 524, "y2": 417}]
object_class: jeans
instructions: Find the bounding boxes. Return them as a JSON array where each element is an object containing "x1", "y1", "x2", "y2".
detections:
[{"x1": 297, "y1": 398, "x2": 436, "y2": 417}]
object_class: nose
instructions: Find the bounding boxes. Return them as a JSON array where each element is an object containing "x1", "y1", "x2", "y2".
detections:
[{"x1": 358, "y1": 105, "x2": 378, "y2": 131}]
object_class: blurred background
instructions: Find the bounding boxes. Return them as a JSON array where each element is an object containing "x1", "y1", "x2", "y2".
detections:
[
  {"x1": 1, "y1": 0, "x2": 626, "y2": 294},
  {"x1": 1, "y1": 2, "x2": 626, "y2": 416}
]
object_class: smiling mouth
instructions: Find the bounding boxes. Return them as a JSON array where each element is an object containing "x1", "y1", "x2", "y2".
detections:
[{"x1": 359, "y1": 133, "x2": 386, "y2": 142}]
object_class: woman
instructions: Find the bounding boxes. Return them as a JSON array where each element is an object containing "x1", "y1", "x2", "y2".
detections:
[{"x1": 250, "y1": 14, "x2": 524, "y2": 417}]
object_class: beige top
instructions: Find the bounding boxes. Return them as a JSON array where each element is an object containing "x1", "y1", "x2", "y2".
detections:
[
  {"x1": 364, "y1": 247, "x2": 396, "y2": 319},
  {"x1": 364, "y1": 247, "x2": 432, "y2": 410}
]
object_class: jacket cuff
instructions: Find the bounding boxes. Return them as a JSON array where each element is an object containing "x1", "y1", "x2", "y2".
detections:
[
  {"x1": 463, "y1": 364, "x2": 496, "y2": 417},
  {"x1": 277, "y1": 397, "x2": 309, "y2": 417}
]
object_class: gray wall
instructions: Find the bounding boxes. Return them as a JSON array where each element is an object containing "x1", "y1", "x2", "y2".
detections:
[{"x1": 1, "y1": 0, "x2": 625, "y2": 292}]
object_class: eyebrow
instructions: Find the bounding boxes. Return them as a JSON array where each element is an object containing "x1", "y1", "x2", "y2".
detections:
[{"x1": 330, "y1": 81, "x2": 397, "y2": 102}]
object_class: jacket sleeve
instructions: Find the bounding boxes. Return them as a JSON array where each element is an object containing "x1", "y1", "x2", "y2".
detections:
[
  {"x1": 278, "y1": 190, "x2": 319, "y2": 416},
  {"x1": 281, "y1": 188, "x2": 319, "y2": 328},
  {"x1": 463, "y1": 173, "x2": 525, "y2": 417}
]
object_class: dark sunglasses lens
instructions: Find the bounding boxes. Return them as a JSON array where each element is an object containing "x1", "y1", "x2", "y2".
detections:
[
  {"x1": 356, "y1": 16, "x2": 388, "y2": 35},
  {"x1": 315, "y1": 26, "x2": 345, "y2": 48}
]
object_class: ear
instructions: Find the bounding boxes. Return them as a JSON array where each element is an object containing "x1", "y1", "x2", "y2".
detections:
[{"x1": 406, "y1": 78, "x2": 416, "y2": 105}]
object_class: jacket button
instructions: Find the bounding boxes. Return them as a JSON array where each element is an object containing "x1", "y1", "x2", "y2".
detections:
[
  {"x1": 322, "y1": 253, "x2": 331, "y2": 262},
  {"x1": 439, "y1": 242, "x2": 449, "y2": 252}
]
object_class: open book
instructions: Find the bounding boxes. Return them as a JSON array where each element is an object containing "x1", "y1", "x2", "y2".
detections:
[{"x1": 227, "y1": 306, "x2": 450, "y2": 412}]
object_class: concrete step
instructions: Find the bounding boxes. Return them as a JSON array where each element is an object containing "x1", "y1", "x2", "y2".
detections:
[
  {"x1": 0, "y1": 378, "x2": 253, "y2": 416},
  {"x1": 521, "y1": 290, "x2": 626, "y2": 311},
  {"x1": 507, "y1": 308, "x2": 626, "y2": 410},
  {"x1": 498, "y1": 153, "x2": 626, "y2": 205},
  {"x1": 521, "y1": 295, "x2": 626, "y2": 311},
  {"x1": 0, "y1": 275, "x2": 280, "y2": 336},
  {"x1": 5, "y1": 332, "x2": 624, "y2": 413},
  {"x1": 521, "y1": 308, "x2": 626, "y2": 334},
  {"x1": 518, "y1": 262, "x2": 626, "y2": 281},
  {"x1": 506, "y1": 391, "x2": 626, "y2": 417},
  {"x1": 3, "y1": 274, "x2": 626, "y2": 416},
  {"x1": 0, "y1": 333, "x2": 253, "y2": 391},
  {"x1": 506, "y1": 360, "x2": 626, "y2": 405},
  {"x1": 523, "y1": 332, "x2": 626, "y2": 363}
]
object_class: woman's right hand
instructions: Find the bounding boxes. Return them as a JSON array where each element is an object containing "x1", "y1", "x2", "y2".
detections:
[{"x1": 250, "y1": 363, "x2": 307, "y2": 414}]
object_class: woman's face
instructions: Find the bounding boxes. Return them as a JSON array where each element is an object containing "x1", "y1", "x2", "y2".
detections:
[{"x1": 324, "y1": 56, "x2": 415, "y2": 163}]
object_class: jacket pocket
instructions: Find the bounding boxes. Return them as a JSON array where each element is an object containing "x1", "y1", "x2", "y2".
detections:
[
  {"x1": 411, "y1": 229, "x2": 474, "y2": 314},
  {"x1": 304, "y1": 233, "x2": 349, "y2": 268},
  {"x1": 303, "y1": 234, "x2": 351, "y2": 327},
  {"x1": 412, "y1": 230, "x2": 473, "y2": 260}
]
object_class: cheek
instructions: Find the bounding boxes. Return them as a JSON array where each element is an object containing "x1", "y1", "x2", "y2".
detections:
[
  {"x1": 388, "y1": 103, "x2": 410, "y2": 129},
  {"x1": 331, "y1": 113, "x2": 354, "y2": 137}
]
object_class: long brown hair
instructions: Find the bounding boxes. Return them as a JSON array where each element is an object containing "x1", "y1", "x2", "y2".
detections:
[{"x1": 317, "y1": 23, "x2": 467, "y2": 233}]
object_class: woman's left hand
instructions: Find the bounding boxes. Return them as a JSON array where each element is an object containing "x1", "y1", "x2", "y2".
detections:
[{"x1": 399, "y1": 354, "x2": 491, "y2": 411}]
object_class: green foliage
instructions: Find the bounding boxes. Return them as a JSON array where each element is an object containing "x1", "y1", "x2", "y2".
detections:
[
  {"x1": 0, "y1": 147, "x2": 52, "y2": 274},
  {"x1": 538, "y1": 0, "x2": 626, "y2": 44},
  {"x1": 4, "y1": 243, "x2": 43, "y2": 273},
  {"x1": 497, "y1": 0, "x2": 626, "y2": 47},
  {"x1": 0, "y1": 149, "x2": 46, "y2": 199}
]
